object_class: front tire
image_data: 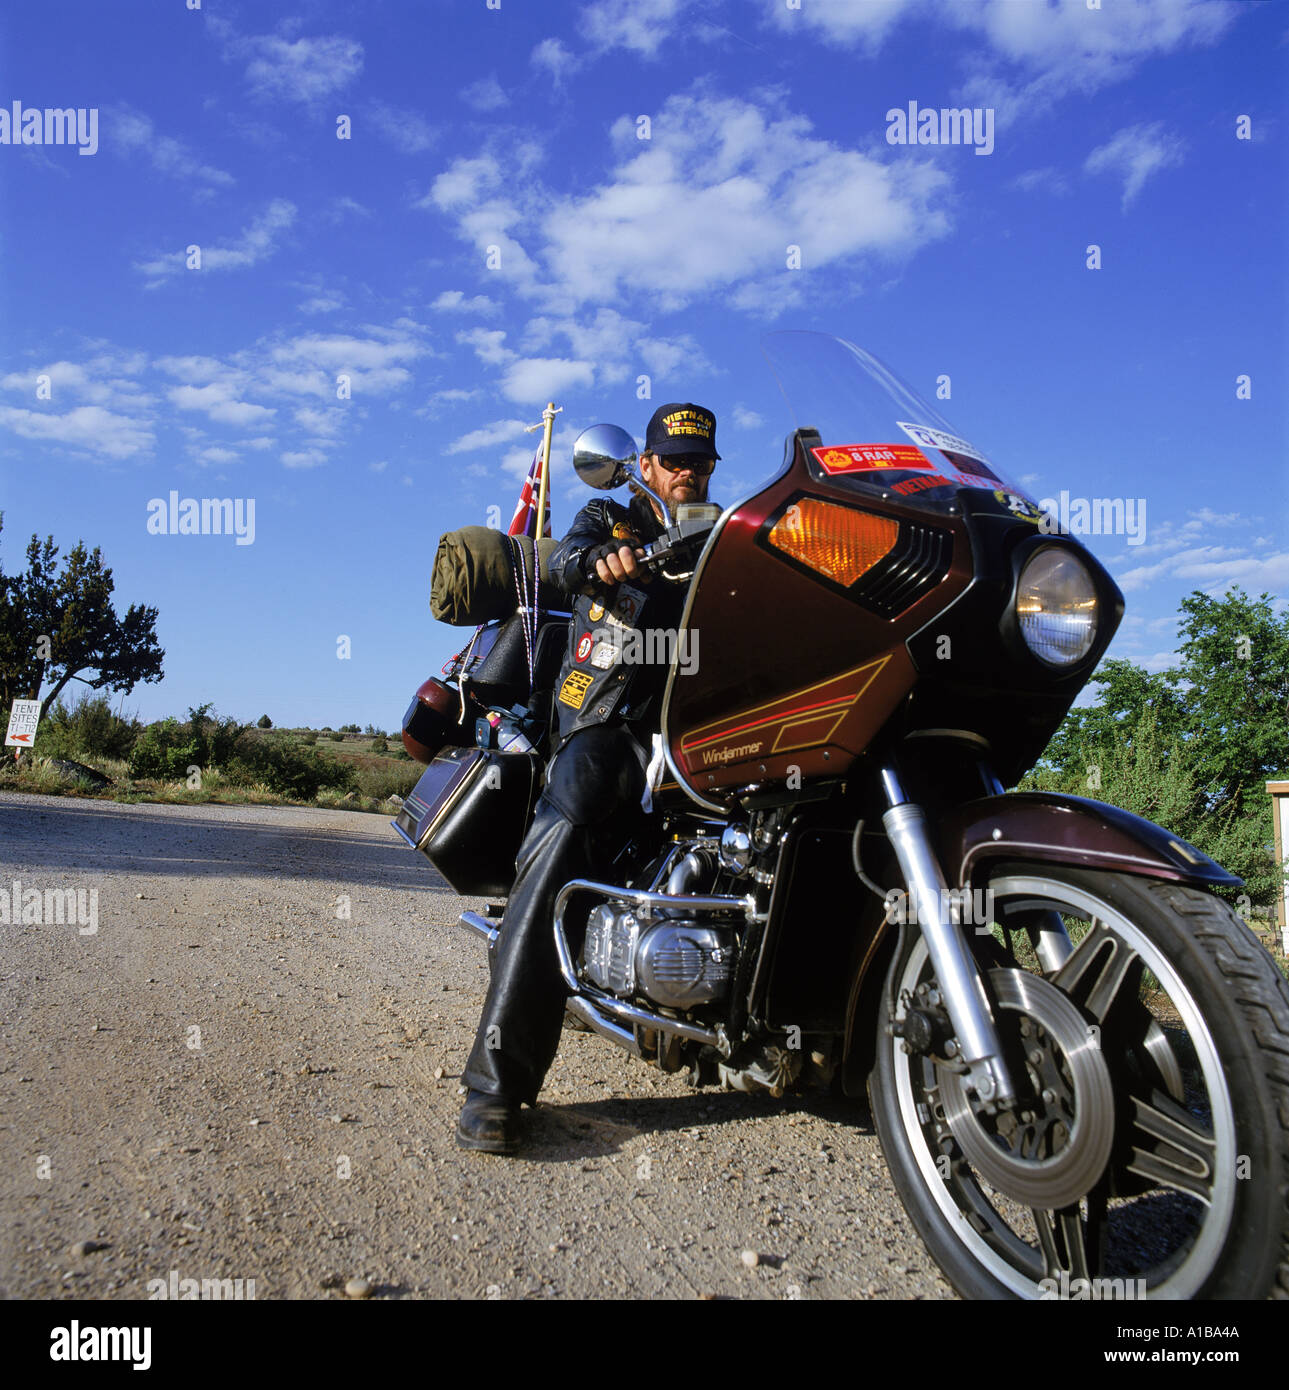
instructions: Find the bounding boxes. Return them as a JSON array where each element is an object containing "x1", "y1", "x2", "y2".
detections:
[{"x1": 868, "y1": 864, "x2": 1289, "y2": 1299}]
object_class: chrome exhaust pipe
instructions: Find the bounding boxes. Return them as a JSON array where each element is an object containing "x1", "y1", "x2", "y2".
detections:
[
  {"x1": 457, "y1": 909, "x2": 499, "y2": 949},
  {"x1": 565, "y1": 997, "x2": 641, "y2": 1055}
]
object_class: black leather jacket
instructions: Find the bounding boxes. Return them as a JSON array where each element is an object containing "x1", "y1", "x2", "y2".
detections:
[{"x1": 547, "y1": 492, "x2": 691, "y2": 743}]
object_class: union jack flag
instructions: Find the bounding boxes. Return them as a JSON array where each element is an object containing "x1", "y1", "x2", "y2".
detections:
[{"x1": 506, "y1": 445, "x2": 552, "y2": 538}]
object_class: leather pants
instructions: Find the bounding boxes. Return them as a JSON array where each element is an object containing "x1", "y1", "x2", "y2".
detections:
[{"x1": 462, "y1": 724, "x2": 648, "y2": 1106}]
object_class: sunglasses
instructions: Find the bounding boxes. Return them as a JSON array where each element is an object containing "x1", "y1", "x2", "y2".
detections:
[{"x1": 652, "y1": 452, "x2": 715, "y2": 477}]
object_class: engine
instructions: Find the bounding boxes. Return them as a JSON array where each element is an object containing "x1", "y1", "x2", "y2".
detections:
[
  {"x1": 580, "y1": 843, "x2": 739, "y2": 1009},
  {"x1": 584, "y1": 907, "x2": 735, "y2": 1007}
]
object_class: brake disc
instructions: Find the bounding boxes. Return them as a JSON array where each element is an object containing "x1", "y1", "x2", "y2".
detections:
[{"x1": 937, "y1": 968, "x2": 1115, "y2": 1210}]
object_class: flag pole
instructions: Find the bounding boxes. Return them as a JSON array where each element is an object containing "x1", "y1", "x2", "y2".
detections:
[{"x1": 534, "y1": 401, "x2": 557, "y2": 539}]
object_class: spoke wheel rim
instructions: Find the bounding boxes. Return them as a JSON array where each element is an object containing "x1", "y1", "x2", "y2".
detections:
[{"x1": 889, "y1": 873, "x2": 1237, "y2": 1299}]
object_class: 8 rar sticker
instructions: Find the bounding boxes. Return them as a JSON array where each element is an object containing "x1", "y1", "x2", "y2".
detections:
[
  {"x1": 575, "y1": 632, "x2": 593, "y2": 662},
  {"x1": 812, "y1": 443, "x2": 933, "y2": 475},
  {"x1": 558, "y1": 670, "x2": 595, "y2": 709}
]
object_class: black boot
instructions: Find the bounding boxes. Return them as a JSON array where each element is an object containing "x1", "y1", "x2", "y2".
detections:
[
  {"x1": 461, "y1": 797, "x2": 595, "y2": 1107},
  {"x1": 456, "y1": 1089, "x2": 523, "y2": 1154},
  {"x1": 460, "y1": 726, "x2": 648, "y2": 1124}
]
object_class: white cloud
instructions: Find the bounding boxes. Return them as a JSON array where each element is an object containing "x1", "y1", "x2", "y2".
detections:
[
  {"x1": 500, "y1": 357, "x2": 595, "y2": 404},
  {"x1": 293, "y1": 406, "x2": 344, "y2": 436},
  {"x1": 136, "y1": 200, "x2": 297, "y2": 280},
  {"x1": 0, "y1": 404, "x2": 153, "y2": 460},
  {"x1": 110, "y1": 106, "x2": 234, "y2": 187},
  {"x1": 300, "y1": 293, "x2": 345, "y2": 314},
  {"x1": 447, "y1": 419, "x2": 531, "y2": 454},
  {"x1": 1183, "y1": 507, "x2": 1242, "y2": 531},
  {"x1": 1085, "y1": 122, "x2": 1185, "y2": 210},
  {"x1": 424, "y1": 154, "x2": 503, "y2": 211},
  {"x1": 580, "y1": 0, "x2": 686, "y2": 56},
  {"x1": 531, "y1": 37, "x2": 578, "y2": 81},
  {"x1": 1010, "y1": 167, "x2": 1071, "y2": 197},
  {"x1": 196, "y1": 446, "x2": 239, "y2": 465},
  {"x1": 369, "y1": 460, "x2": 388, "y2": 473},
  {"x1": 366, "y1": 100, "x2": 436, "y2": 154},
  {"x1": 732, "y1": 404, "x2": 763, "y2": 429},
  {"x1": 268, "y1": 328, "x2": 427, "y2": 393},
  {"x1": 281, "y1": 448, "x2": 328, "y2": 469},
  {"x1": 1116, "y1": 543, "x2": 1289, "y2": 596},
  {"x1": 461, "y1": 75, "x2": 508, "y2": 112},
  {"x1": 236, "y1": 32, "x2": 364, "y2": 105},
  {"x1": 325, "y1": 195, "x2": 371, "y2": 222},
  {"x1": 535, "y1": 93, "x2": 952, "y2": 310},
  {"x1": 768, "y1": 0, "x2": 917, "y2": 52},
  {"x1": 169, "y1": 382, "x2": 276, "y2": 427},
  {"x1": 432, "y1": 290, "x2": 498, "y2": 315},
  {"x1": 457, "y1": 328, "x2": 514, "y2": 367},
  {"x1": 1, "y1": 355, "x2": 152, "y2": 411}
]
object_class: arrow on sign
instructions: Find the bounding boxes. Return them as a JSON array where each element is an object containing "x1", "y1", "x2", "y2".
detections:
[{"x1": 10, "y1": 734, "x2": 31, "y2": 743}]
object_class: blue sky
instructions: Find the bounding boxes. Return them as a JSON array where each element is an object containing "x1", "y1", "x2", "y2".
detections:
[{"x1": 0, "y1": 0, "x2": 1285, "y2": 731}]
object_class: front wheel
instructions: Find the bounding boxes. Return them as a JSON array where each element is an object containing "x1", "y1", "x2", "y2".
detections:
[{"x1": 869, "y1": 864, "x2": 1289, "y2": 1299}]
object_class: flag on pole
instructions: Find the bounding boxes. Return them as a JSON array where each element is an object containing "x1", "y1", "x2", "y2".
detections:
[{"x1": 506, "y1": 445, "x2": 552, "y2": 538}]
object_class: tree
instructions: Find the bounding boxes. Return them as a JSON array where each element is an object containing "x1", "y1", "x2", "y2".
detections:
[
  {"x1": 257, "y1": 714, "x2": 273, "y2": 729},
  {"x1": 1029, "y1": 587, "x2": 1289, "y2": 907},
  {"x1": 0, "y1": 513, "x2": 164, "y2": 721}
]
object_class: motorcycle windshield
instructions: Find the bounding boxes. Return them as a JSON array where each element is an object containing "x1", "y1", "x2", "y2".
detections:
[{"x1": 762, "y1": 331, "x2": 1037, "y2": 516}]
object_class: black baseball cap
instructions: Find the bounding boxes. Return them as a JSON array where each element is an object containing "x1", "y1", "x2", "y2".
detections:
[{"x1": 645, "y1": 402, "x2": 720, "y2": 460}]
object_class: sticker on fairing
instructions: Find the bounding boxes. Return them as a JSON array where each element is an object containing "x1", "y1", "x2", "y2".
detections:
[
  {"x1": 558, "y1": 670, "x2": 595, "y2": 709},
  {"x1": 896, "y1": 421, "x2": 992, "y2": 466},
  {"x1": 588, "y1": 601, "x2": 606, "y2": 622},
  {"x1": 812, "y1": 443, "x2": 933, "y2": 475},
  {"x1": 575, "y1": 632, "x2": 594, "y2": 662},
  {"x1": 590, "y1": 641, "x2": 619, "y2": 670},
  {"x1": 993, "y1": 490, "x2": 1045, "y2": 525}
]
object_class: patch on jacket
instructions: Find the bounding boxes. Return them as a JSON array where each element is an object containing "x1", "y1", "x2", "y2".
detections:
[{"x1": 558, "y1": 670, "x2": 595, "y2": 709}]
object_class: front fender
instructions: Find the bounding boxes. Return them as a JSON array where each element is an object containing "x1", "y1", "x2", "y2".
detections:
[{"x1": 935, "y1": 792, "x2": 1242, "y2": 891}]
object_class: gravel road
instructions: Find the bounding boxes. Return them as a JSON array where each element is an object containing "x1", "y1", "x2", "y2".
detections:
[{"x1": 0, "y1": 790, "x2": 952, "y2": 1301}]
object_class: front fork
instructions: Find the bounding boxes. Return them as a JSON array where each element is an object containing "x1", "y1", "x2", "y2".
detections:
[{"x1": 879, "y1": 765, "x2": 1017, "y2": 1109}]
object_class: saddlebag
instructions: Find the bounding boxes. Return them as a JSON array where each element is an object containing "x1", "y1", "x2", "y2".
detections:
[{"x1": 391, "y1": 746, "x2": 542, "y2": 897}]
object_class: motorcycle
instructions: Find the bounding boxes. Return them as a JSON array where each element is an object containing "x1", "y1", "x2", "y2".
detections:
[{"x1": 395, "y1": 331, "x2": 1289, "y2": 1300}]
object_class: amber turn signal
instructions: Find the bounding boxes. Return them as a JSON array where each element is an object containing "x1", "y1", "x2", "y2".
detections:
[{"x1": 767, "y1": 498, "x2": 898, "y2": 586}]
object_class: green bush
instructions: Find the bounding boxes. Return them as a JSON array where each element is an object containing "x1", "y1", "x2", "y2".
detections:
[
  {"x1": 356, "y1": 760, "x2": 423, "y2": 802},
  {"x1": 370, "y1": 735, "x2": 389, "y2": 754},
  {"x1": 299, "y1": 731, "x2": 317, "y2": 745},
  {"x1": 129, "y1": 718, "x2": 202, "y2": 779},
  {"x1": 227, "y1": 736, "x2": 355, "y2": 800},
  {"x1": 257, "y1": 714, "x2": 273, "y2": 729},
  {"x1": 128, "y1": 705, "x2": 247, "y2": 781},
  {"x1": 35, "y1": 693, "x2": 139, "y2": 762},
  {"x1": 329, "y1": 731, "x2": 345, "y2": 742}
]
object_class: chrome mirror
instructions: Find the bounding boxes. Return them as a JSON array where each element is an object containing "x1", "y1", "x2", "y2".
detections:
[{"x1": 572, "y1": 423, "x2": 638, "y2": 490}]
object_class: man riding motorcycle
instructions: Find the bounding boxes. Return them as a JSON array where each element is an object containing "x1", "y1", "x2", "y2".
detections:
[{"x1": 457, "y1": 402, "x2": 721, "y2": 1153}]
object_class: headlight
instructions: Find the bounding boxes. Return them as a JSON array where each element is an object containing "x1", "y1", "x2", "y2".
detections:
[{"x1": 1016, "y1": 547, "x2": 1098, "y2": 667}]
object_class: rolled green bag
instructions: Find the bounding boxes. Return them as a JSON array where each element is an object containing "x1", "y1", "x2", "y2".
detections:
[{"x1": 430, "y1": 526, "x2": 562, "y2": 626}]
